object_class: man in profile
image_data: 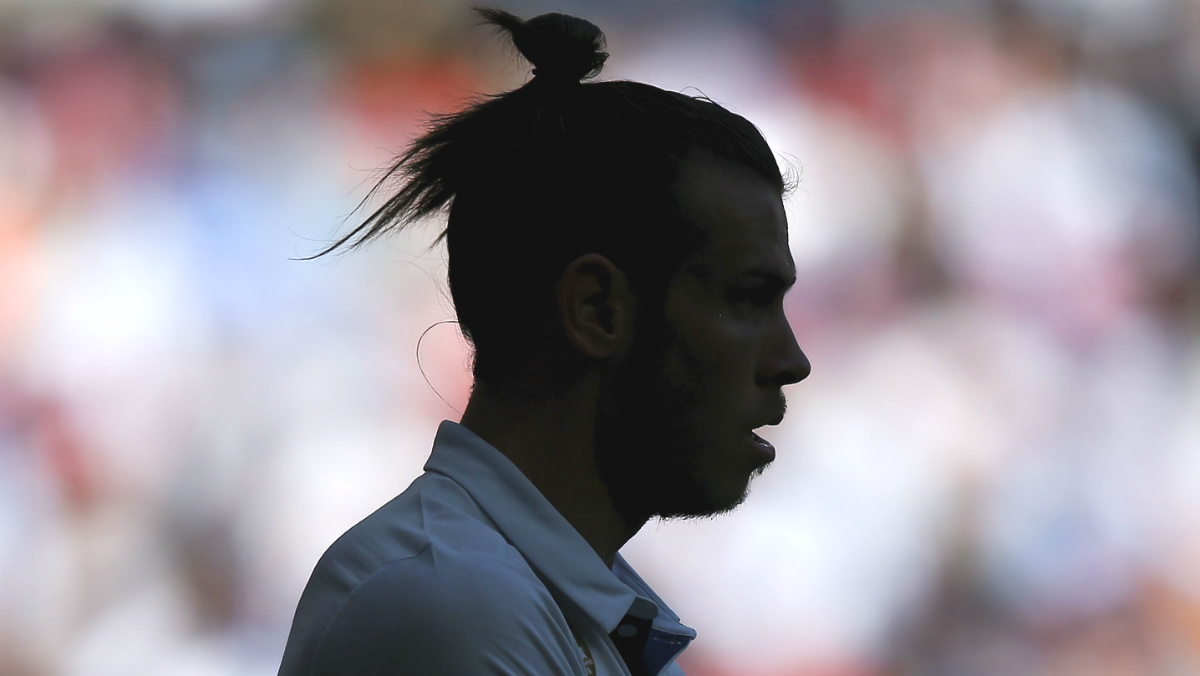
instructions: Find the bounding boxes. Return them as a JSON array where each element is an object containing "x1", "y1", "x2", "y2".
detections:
[{"x1": 279, "y1": 9, "x2": 809, "y2": 676}]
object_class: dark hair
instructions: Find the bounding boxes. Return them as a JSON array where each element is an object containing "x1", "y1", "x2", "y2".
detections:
[{"x1": 323, "y1": 8, "x2": 788, "y2": 383}]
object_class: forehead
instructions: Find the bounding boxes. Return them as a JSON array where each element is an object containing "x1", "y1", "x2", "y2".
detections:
[{"x1": 672, "y1": 154, "x2": 793, "y2": 280}]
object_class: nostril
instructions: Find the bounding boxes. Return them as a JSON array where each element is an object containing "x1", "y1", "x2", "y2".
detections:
[
  {"x1": 795, "y1": 350, "x2": 811, "y2": 382},
  {"x1": 777, "y1": 334, "x2": 809, "y2": 386}
]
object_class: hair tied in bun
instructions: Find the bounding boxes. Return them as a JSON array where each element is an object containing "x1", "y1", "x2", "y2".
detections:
[{"x1": 475, "y1": 7, "x2": 608, "y2": 84}]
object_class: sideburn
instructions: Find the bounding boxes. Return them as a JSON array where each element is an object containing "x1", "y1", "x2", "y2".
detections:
[{"x1": 592, "y1": 300, "x2": 713, "y2": 525}]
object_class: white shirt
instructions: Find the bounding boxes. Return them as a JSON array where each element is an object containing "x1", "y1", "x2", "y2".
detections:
[{"x1": 278, "y1": 421, "x2": 695, "y2": 676}]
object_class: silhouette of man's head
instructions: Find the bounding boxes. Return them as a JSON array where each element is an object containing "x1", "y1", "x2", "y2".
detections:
[{"x1": 324, "y1": 9, "x2": 810, "y2": 521}]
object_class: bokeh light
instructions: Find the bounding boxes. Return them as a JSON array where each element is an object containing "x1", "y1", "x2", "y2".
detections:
[{"x1": 2, "y1": 1, "x2": 1199, "y2": 675}]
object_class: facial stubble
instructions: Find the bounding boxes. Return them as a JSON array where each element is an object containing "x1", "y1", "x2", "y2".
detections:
[{"x1": 593, "y1": 315, "x2": 764, "y2": 528}]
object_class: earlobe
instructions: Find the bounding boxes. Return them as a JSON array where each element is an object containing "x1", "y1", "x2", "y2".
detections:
[{"x1": 556, "y1": 254, "x2": 633, "y2": 359}]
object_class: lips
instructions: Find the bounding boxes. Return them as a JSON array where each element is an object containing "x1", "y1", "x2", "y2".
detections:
[
  {"x1": 748, "y1": 405, "x2": 784, "y2": 461},
  {"x1": 748, "y1": 430, "x2": 776, "y2": 462},
  {"x1": 756, "y1": 396, "x2": 787, "y2": 430},
  {"x1": 754, "y1": 411, "x2": 786, "y2": 430}
]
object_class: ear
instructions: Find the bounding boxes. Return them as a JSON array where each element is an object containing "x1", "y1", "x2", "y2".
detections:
[{"x1": 556, "y1": 254, "x2": 634, "y2": 359}]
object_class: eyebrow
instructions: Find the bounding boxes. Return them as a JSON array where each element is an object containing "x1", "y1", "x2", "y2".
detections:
[
  {"x1": 735, "y1": 267, "x2": 797, "y2": 289},
  {"x1": 684, "y1": 261, "x2": 797, "y2": 290}
]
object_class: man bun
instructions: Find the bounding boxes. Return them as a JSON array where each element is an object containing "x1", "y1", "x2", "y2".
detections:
[
  {"x1": 475, "y1": 8, "x2": 608, "y2": 83},
  {"x1": 320, "y1": 6, "x2": 787, "y2": 383}
]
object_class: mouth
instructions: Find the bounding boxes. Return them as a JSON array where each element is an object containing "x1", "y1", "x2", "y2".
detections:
[{"x1": 746, "y1": 396, "x2": 786, "y2": 462}]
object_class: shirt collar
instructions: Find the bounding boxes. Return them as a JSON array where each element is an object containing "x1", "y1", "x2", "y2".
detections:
[{"x1": 425, "y1": 420, "x2": 666, "y2": 635}]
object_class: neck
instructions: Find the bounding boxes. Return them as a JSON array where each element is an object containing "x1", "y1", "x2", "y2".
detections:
[{"x1": 459, "y1": 377, "x2": 645, "y2": 566}]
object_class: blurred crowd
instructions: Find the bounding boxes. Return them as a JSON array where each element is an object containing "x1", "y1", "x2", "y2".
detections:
[{"x1": 2, "y1": 0, "x2": 1199, "y2": 675}]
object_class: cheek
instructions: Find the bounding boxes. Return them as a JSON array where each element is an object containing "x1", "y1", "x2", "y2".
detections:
[
  {"x1": 668, "y1": 315, "x2": 756, "y2": 387},
  {"x1": 648, "y1": 297, "x2": 760, "y2": 435},
  {"x1": 654, "y1": 343, "x2": 747, "y2": 450}
]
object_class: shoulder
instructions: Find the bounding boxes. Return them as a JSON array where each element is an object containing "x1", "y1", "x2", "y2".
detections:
[
  {"x1": 282, "y1": 474, "x2": 582, "y2": 676},
  {"x1": 310, "y1": 543, "x2": 585, "y2": 676}
]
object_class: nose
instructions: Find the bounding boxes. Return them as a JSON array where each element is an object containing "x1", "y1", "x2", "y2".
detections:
[{"x1": 763, "y1": 312, "x2": 810, "y2": 387}]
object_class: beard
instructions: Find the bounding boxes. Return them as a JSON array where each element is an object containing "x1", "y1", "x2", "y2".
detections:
[{"x1": 593, "y1": 316, "x2": 758, "y2": 527}]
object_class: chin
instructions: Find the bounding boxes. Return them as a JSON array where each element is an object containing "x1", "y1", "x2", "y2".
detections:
[
  {"x1": 656, "y1": 489, "x2": 748, "y2": 521},
  {"x1": 655, "y1": 467, "x2": 760, "y2": 521},
  {"x1": 596, "y1": 410, "x2": 765, "y2": 522}
]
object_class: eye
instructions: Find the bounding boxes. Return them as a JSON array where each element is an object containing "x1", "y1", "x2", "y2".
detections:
[{"x1": 731, "y1": 285, "x2": 779, "y2": 308}]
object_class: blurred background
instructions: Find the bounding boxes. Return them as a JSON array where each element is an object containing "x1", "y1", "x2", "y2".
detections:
[{"x1": 2, "y1": 0, "x2": 1199, "y2": 674}]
